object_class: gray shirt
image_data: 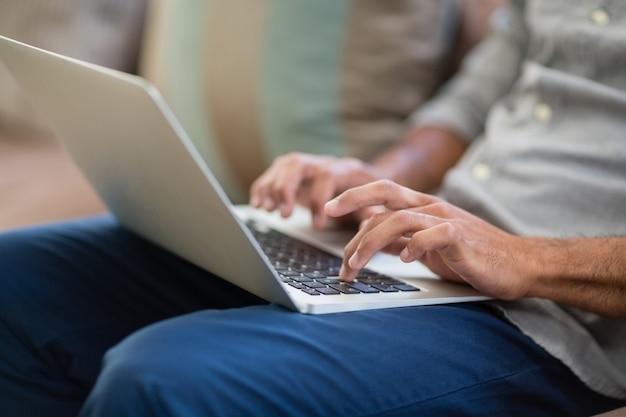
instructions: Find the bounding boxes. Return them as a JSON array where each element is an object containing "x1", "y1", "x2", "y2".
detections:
[{"x1": 412, "y1": 0, "x2": 626, "y2": 399}]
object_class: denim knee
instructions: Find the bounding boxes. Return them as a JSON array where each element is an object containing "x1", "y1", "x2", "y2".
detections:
[{"x1": 80, "y1": 315, "x2": 258, "y2": 417}]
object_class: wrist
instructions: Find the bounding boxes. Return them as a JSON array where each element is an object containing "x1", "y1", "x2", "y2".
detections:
[
  {"x1": 373, "y1": 125, "x2": 467, "y2": 191},
  {"x1": 517, "y1": 237, "x2": 558, "y2": 299}
]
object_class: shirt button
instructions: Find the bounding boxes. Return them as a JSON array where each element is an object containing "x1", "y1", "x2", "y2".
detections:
[
  {"x1": 590, "y1": 9, "x2": 610, "y2": 25},
  {"x1": 533, "y1": 103, "x2": 553, "y2": 123},
  {"x1": 472, "y1": 163, "x2": 492, "y2": 182}
]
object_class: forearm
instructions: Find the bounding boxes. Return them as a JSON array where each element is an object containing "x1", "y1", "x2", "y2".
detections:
[
  {"x1": 371, "y1": 125, "x2": 467, "y2": 192},
  {"x1": 524, "y1": 236, "x2": 626, "y2": 318},
  {"x1": 372, "y1": 3, "x2": 528, "y2": 193}
]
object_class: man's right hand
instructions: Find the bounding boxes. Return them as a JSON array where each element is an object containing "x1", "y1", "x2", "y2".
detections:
[{"x1": 249, "y1": 152, "x2": 386, "y2": 229}]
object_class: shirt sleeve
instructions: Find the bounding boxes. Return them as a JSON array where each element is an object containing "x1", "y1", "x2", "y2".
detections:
[{"x1": 409, "y1": 0, "x2": 528, "y2": 142}]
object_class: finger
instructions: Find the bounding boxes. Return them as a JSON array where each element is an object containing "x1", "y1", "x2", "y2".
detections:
[
  {"x1": 325, "y1": 180, "x2": 438, "y2": 218},
  {"x1": 269, "y1": 154, "x2": 313, "y2": 216},
  {"x1": 254, "y1": 154, "x2": 307, "y2": 216},
  {"x1": 250, "y1": 172, "x2": 271, "y2": 208},
  {"x1": 406, "y1": 201, "x2": 467, "y2": 221},
  {"x1": 250, "y1": 165, "x2": 285, "y2": 211},
  {"x1": 348, "y1": 210, "x2": 443, "y2": 269},
  {"x1": 382, "y1": 236, "x2": 411, "y2": 257},
  {"x1": 308, "y1": 169, "x2": 337, "y2": 229},
  {"x1": 340, "y1": 210, "x2": 442, "y2": 280},
  {"x1": 355, "y1": 206, "x2": 387, "y2": 227},
  {"x1": 270, "y1": 164, "x2": 304, "y2": 217},
  {"x1": 399, "y1": 222, "x2": 460, "y2": 263}
]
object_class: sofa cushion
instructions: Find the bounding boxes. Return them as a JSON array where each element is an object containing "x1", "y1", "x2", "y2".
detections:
[
  {"x1": 0, "y1": 0, "x2": 147, "y2": 137},
  {"x1": 141, "y1": 0, "x2": 460, "y2": 202}
]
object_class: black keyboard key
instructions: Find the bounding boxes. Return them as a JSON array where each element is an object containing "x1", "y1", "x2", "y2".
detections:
[
  {"x1": 277, "y1": 269, "x2": 301, "y2": 277},
  {"x1": 304, "y1": 282, "x2": 326, "y2": 289},
  {"x1": 348, "y1": 282, "x2": 380, "y2": 293},
  {"x1": 303, "y1": 271, "x2": 328, "y2": 279},
  {"x1": 316, "y1": 278, "x2": 341, "y2": 285},
  {"x1": 370, "y1": 283, "x2": 400, "y2": 292},
  {"x1": 330, "y1": 283, "x2": 361, "y2": 294},
  {"x1": 316, "y1": 287, "x2": 341, "y2": 295},
  {"x1": 393, "y1": 284, "x2": 420, "y2": 292}
]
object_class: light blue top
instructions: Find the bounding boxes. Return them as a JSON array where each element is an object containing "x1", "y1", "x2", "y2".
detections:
[{"x1": 413, "y1": 0, "x2": 626, "y2": 399}]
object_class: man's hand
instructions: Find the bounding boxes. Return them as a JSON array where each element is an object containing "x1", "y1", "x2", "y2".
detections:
[
  {"x1": 249, "y1": 126, "x2": 468, "y2": 230},
  {"x1": 325, "y1": 180, "x2": 534, "y2": 301},
  {"x1": 250, "y1": 153, "x2": 386, "y2": 229}
]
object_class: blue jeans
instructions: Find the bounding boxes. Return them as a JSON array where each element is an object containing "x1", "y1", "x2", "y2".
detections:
[{"x1": 0, "y1": 215, "x2": 623, "y2": 416}]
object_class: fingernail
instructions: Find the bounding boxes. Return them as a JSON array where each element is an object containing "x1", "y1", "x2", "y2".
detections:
[
  {"x1": 339, "y1": 266, "x2": 353, "y2": 282},
  {"x1": 324, "y1": 199, "x2": 338, "y2": 212},
  {"x1": 400, "y1": 247, "x2": 411, "y2": 262},
  {"x1": 348, "y1": 252, "x2": 360, "y2": 268}
]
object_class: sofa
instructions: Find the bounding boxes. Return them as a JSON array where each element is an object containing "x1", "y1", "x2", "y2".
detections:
[
  {"x1": 0, "y1": 0, "x2": 146, "y2": 230},
  {"x1": 0, "y1": 0, "x2": 467, "y2": 228},
  {"x1": 139, "y1": 0, "x2": 468, "y2": 203},
  {"x1": 0, "y1": 0, "x2": 485, "y2": 225}
]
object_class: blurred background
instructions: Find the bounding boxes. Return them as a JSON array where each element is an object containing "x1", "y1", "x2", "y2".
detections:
[
  {"x1": 0, "y1": 0, "x2": 500, "y2": 231},
  {"x1": 0, "y1": 0, "x2": 147, "y2": 230}
]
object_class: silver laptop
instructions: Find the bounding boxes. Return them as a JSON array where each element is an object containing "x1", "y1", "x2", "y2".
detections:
[{"x1": 0, "y1": 35, "x2": 489, "y2": 314}]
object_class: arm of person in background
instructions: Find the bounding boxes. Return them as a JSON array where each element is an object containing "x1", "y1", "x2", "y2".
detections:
[
  {"x1": 325, "y1": 180, "x2": 626, "y2": 319},
  {"x1": 250, "y1": 0, "x2": 527, "y2": 229}
]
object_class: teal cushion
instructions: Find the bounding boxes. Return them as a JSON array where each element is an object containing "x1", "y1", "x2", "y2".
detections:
[{"x1": 141, "y1": 0, "x2": 459, "y2": 202}]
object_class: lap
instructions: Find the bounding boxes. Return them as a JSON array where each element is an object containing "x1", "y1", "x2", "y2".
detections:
[
  {"x1": 1, "y1": 216, "x2": 622, "y2": 416},
  {"x1": 0, "y1": 215, "x2": 263, "y2": 415},
  {"x1": 84, "y1": 303, "x2": 622, "y2": 417},
  {"x1": 0, "y1": 215, "x2": 264, "y2": 328}
]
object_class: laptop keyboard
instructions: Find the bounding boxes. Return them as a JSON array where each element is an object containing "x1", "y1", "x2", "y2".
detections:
[{"x1": 247, "y1": 220, "x2": 419, "y2": 296}]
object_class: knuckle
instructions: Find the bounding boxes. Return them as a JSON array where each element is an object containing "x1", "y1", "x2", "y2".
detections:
[
  {"x1": 359, "y1": 231, "x2": 376, "y2": 250},
  {"x1": 439, "y1": 221, "x2": 458, "y2": 237},
  {"x1": 377, "y1": 179, "x2": 397, "y2": 190},
  {"x1": 316, "y1": 168, "x2": 333, "y2": 181},
  {"x1": 392, "y1": 210, "x2": 415, "y2": 224},
  {"x1": 428, "y1": 194, "x2": 444, "y2": 204},
  {"x1": 344, "y1": 157, "x2": 363, "y2": 169},
  {"x1": 428, "y1": 202, "x2": 451, "y2": 216},
  {"x1": 279, "y1": 152, "x2": 303, "y2": 166},
  {"x1": 270, "y1": 180, "x2": 288, "y2": 198},
  {"x1": 284, "y1": 153, "x2": 304, "y2": 168},
  {"x1": 275, "y1": 153, "x2": 290, "y2": 164},
  {"x1": 285, "y1": 151, "x2": 302, "y2": 160},
  {"x1": 251, "y1": 177, "x2": 269, "y2": 194},
  {"x1": 370, "y1": 210, "x2": 392, "y2": 225}
]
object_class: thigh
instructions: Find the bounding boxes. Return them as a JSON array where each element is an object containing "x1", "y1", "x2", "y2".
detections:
[
  {"x1": 0, "y1": 215, "x2": 264, "y2": 416},
  {"x1": 82, "y1": 303, "x2": 624, "y2": 417}
]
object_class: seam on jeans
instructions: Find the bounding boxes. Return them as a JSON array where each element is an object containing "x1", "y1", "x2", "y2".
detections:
[{"x1": 355, "y1": 365, "x2": 545, "y2": 417}]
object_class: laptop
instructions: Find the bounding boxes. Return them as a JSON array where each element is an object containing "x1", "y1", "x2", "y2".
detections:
[{"x1": 0, "y1": 35, "x2": 489, "y2": 314}]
